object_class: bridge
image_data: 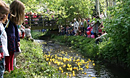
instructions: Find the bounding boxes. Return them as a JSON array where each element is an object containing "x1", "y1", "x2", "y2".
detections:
[{"x1": 24, "y1": 15, "x2": 58, "y2": 30}]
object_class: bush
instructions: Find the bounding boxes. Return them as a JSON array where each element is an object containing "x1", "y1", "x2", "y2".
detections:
[
  {"x1": 102, "y1": 0, "x2": 130, "y2": 67},
  {"x1": 31, "y1": 30, "x2": 44, "y2": 39}
]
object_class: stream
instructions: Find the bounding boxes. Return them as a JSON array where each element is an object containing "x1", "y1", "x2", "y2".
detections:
[{"x1": 35, "y1": 39, "x2": 130, "y2": 78}]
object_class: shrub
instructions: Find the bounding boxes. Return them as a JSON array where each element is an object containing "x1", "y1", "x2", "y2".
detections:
[{"x1": 102, "y1": 0, "x2": 130, "y2": 67}]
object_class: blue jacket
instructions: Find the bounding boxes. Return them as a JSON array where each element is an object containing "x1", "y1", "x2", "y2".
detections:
[{"x1": 5, "y1": 14, "x2": 20, "y2": 52}]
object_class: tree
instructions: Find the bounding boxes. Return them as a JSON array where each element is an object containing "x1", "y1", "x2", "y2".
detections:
[
  {"x1": 103, "y1": 0, "x2": 130, "y2": 67},
  {"x1": 109, "y1": 0, "x2": 113, "y2": 6},
  {"x1": 45, "y1": 0, "x2": 95, "y2": 25},
  {"x1": 95, "y1": 0, "x2": 100, "y2": 16}
]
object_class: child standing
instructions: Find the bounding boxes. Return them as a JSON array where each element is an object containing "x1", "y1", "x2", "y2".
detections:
[
  {"x1": 25, "y1": 25, "x2": 34, "y2": 41},
  {"x1": 0, "y1": 1, "x2": 9, "y2": 77},
  {"x1": 5, "y1": 0, "x2": 25, "y2": 72}
]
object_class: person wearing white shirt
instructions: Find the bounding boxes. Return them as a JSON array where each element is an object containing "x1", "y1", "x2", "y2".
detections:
[
  {"x1": 73, "y1": 18, "x2": 79, "y2": 34},
  {"x1": 0, "y1": 23, "x2": 9, "y2": 57},
  {"x1": 0, "y1": 1, "x2": 9, "y2": 77}
]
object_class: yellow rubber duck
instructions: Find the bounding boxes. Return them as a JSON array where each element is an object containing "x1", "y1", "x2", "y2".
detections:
[
  {"x1": 69, "y1": 74, "x2": 71, "y2": 77},
  {"x1": 72, "y1": 71, "x2": 75, "y2": 76},
  {"x1": 57, "y1": 62, "x2": 60, "y2": 66},
  {"x1": 93, "y1": 63, "x2": 95, "y2": 66},
  {"x1": 76, "y1": 59, "x2": 80, "y2": 62},
  {"x1": 66, "y1": 73, "x2": 68, "y2": 76},
  {"x1": 67, "y1": 64, "x2": 71, "y2": 68},
  {"x1": 77, "y1": 62, "x2": 81, "y2": 67},
  {"x1": 69, "y1": 67, "x2": 72, "y2": 71},
  {"x1": 48, "y1": 62, "x2": 51, "y2": 65},
  {"x1": 60, "y1": 62, "x2": 63, "y2": 65},
  {"x1": 73, "y1": 67, "x2": 78, "y2": 70},
  {"x1": 50, "y1": 59, "x2": 52, "y2": 62},
  {"x1": 63, "y1": 64, "x2": 66, "y2": 68},
  {"x1": 79, "y1": 68, "x2": 83, "y2": 70},
  {"x1": 59, "y1": 67, "x2": 62, "y2": 70},
  {"x1": 61, "y1": 70, "x2": 63, "y2": 73},
  {"x1": 84, "y1": 72, "x2": 87, "y2": 75},
  {"x1": 46, "y1": 58, "x2": 49, "y2": 61},
  {"x1": 68, "y1": 58, "x2": 71, "y2": 61},
  {"x1": 52, "y1": 58, "x2": 55, "y2": 62},
  {"x1": 85, "y1": 65, "x2": 89, "y2": 69}
]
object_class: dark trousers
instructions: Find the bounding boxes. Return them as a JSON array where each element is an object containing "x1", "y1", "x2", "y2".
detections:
[{"x1": 94, "y1": 33, "x2": 98, "y2": 38}]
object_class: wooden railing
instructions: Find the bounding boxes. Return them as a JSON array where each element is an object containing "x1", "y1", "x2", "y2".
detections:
[{"x1": 24, "y1": 15, "x2": 58, "y2": 30}]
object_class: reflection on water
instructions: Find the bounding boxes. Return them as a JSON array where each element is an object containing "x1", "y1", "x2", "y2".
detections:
[{"x1": 35, "y1": 40, "x2": 130, "y2": 78}]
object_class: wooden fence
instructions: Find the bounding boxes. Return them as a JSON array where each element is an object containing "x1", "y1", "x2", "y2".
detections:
[{"x1": 24, "y1": 15, "x2": 58, "y2": 30}]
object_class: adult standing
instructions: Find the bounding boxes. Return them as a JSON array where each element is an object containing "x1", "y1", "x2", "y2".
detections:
[
  {"x1": 73, "y1": 18, "x2": 79, "y2": 34},
  {"x1": 92, "y1": 16, "x2": 101, "y2": 38},
  {"x1": 78, "y1": 18, "x2": 82, "y2": 27},
  {"x1": 5, "y1": 0, "x2": 25, "y2": 72}
]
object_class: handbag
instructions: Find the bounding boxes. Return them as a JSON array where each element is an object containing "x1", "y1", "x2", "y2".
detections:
[{"x1": 14, "y1": 47, "x2": 21, "y2": 58}]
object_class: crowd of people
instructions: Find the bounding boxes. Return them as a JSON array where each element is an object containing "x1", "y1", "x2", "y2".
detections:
[
  {"x1": 24, "y1": 12, "x2": 43, "y2": 26},
  {"x1": 58, "y1": 16, "x2": 107, "y2": 44},
  {"x1": 18, "y1": 24, "x2": 33, "y2": 41}
]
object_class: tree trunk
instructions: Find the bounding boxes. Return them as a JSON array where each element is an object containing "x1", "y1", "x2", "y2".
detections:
[
  {"x1": 109, "y1": 0, "x2": 113, "y2": 6},
  {"x1": 95, "y1": 0, "x2": 100, "y2": 16},
  {"x1": 104, "y1": 0, "x2": 109, "y2": 17},
  {"x1": 106, "y1": 0, "x2": 109, "y2": 7}
]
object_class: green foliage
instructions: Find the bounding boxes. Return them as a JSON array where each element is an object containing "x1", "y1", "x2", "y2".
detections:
[
  {"x1": 4, "y1": 39, "x2": 62, "y2": 78},
  {"x1": 31, "y1": 30, "x2": 45, "y2": 39},
  {"x1": 102, "y1": 0, "x2": 130, "y2": 67},
  {"x1": 55, "y1": 0, "x2": 94, "y2": 25},
  {"x1": 5, "y1": 0, "x2": 95, "y2": 25}
]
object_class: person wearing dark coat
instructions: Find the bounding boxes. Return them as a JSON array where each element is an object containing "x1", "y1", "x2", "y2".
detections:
[{"x1": 5, "y1": 0, "x2": 25, "y2": 72}]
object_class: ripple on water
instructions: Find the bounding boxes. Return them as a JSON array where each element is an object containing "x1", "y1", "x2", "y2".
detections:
[{"x1": 36, "y1": 40, "x2": 128, "y2": 78}]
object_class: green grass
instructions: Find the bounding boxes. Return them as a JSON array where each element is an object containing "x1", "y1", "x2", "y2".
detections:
[
  {"x1": 31, "y1": 30, "x2": 45, "y2": 39},
  {"x1": 4, "y1": 39, "x2": 64, "y2": 78}
]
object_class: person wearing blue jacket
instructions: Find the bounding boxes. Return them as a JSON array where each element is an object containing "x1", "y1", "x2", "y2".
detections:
[{"x1": 5, "y1": 0, "x2": 25, "y2": 72}]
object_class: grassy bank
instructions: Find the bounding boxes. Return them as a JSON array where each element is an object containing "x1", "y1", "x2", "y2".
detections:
[
  {"x1": 31, "y1": 30, "x2": 45, "y2": 39},
  {"x1": 4, "y1": 39, "x2": 63, "y2": 78}
]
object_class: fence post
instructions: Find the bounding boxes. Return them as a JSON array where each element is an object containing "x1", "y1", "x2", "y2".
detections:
[{"x1": 29, "y1": 14, "x2": 31, "y2": 28}]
